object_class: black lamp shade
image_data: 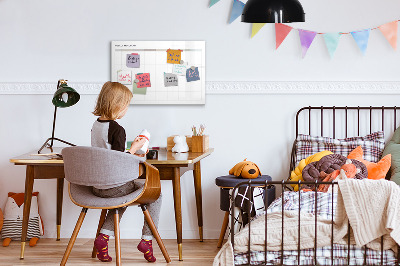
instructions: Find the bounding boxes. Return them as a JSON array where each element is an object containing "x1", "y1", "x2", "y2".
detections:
[
  {"x1": 241, "y1": 0, "x2": 305, "y2": 23},
  {"x1": 52, "y1": 84, "x2": 80, "y2": 108}
]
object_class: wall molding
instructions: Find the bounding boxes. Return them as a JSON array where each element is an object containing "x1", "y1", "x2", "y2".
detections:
[{"x1": 1, "y1": 81, "x2": 400, "y2": 95}]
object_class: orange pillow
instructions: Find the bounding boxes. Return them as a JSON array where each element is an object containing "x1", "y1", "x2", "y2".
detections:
[{"x1": 347, "y1": 146, "x2": 391, "y2": 180}]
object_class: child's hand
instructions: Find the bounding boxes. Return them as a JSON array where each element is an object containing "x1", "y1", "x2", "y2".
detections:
[{"x1": 129, "y1": 137, "x2": 147, "y2": 155}]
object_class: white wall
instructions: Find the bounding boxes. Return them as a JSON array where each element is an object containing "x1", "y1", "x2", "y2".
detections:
[{"x1": 1, "y1": 0, "x2": 400, "y2": 239}]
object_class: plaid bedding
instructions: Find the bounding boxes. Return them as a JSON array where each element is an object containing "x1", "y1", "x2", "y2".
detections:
[
  {"x1": 294, "y1": 131, "x2": 385, "y2": 166},
  {"x1": 234, "y1": 191, "x2": 397, "y2": 265}
]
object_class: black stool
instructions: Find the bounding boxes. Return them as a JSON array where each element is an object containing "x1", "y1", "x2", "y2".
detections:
[{"x1": 215, "y1": 175, "x2": 275, "y2": 248}]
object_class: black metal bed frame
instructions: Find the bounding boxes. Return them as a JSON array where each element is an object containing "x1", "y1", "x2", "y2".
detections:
[{"x1": 230, "y1": 106, "x2": 400, "y2": 266}]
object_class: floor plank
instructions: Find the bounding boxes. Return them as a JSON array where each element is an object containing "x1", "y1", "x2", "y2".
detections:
[{"x1": 0, "y1": 239, "x2": 221, "y2": 265}]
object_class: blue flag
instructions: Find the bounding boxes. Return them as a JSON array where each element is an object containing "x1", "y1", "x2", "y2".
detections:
[
  {"x1": 351, "y1": 29, "x2": 371, "y2": 55},
  {"x1": 229, "y1": 0, "x2": 245, "y2": 24}
]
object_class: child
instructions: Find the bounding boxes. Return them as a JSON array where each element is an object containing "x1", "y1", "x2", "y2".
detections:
[{"x1": 91, "y1": 81, "x2": 162, "y2": 263}]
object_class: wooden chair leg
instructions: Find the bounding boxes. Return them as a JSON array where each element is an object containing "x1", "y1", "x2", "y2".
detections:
[
  {"x1": 114, "y1": 210, "x2": 121, "y2": 266},
  {"x1": 60, "y1": 208, "x2": 88, "y2": 266},
  {"x1": 91, "y1": 209, "x2": 108, "y2": 258},
  {"x1": 217, "y1": 211, "x2": 230, "y2": 248},
  {"x1": 141, "y1": 205, "x2": 171, "y2": 263}
]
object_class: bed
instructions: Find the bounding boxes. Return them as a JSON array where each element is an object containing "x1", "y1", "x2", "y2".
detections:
[{"x1": 214, "y1": 106, "x2": 400, "y2": 266}]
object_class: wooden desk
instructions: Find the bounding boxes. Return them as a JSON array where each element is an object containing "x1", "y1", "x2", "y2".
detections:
[{"x1": 10, "y1": 147, "x2": 213, "y2": 261}]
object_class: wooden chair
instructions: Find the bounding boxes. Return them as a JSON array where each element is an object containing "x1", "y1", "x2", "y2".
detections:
[{"x1": 60, "y1": 146, "x2": 171, "y2": 265}]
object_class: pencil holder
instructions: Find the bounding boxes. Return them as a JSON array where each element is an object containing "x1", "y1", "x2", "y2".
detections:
[{"x1": 191, "y1": 135, "x2": 209, "y2": 153}]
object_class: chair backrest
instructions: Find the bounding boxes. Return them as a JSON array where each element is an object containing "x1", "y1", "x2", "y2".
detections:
[{"x1": 62, "y1": 146, "x2": 145, "y2": 187}]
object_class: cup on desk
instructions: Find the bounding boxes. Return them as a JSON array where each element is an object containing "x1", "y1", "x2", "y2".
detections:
[{"x1": 146, "y1": 150, "x2": 158, "y2": 160}]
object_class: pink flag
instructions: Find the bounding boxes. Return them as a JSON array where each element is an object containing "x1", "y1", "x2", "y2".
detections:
[
  {"x1": 298, "y1": 29, "x2": 317, "y2": 58},
  {"x1": 275, "y1": 24, "x2": 293, "y2": 49},
  {"x1": 378, "y1": 21, "x2": 398, "y2": 50}
]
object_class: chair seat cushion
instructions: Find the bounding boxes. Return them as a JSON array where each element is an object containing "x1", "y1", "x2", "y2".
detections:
[{"x1": 69, "y1": 180, "x2": 145, "y2": 208}]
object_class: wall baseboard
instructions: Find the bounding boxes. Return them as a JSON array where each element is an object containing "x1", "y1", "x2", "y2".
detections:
[
  {"x1": 46, "y1": 228, "x2": 222, "y2": 240},
  {"x1": 1, "y1": 81, "x2": 399, "y2": 95}
]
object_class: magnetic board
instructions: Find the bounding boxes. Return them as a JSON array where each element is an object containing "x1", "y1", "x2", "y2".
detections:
[{"x1": 111, "y1": 41, "x2": 205, "y2": 105}]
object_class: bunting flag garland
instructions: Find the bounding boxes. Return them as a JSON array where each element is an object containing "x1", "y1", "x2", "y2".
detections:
[
  {"x1": 251, "y1": 23, "x2": 266, "y2": 38},
  {"x1": 207, "y1": 4, "x2": 400, "y2": 57},
  {"x1": 209, "y1": 0, "x2": 220, "y2": 8},
  {"x1": 298, "y1": 30, "x2": 317, "y2": 58},
  {"x1": 378, "y1": 21, "x2": 398, "y2": 50},
  {"x1": 351, "y1": 29, "x2": 370, "y2": 55},
  {"x1": 229, "y1": 0, "x2": 245, "y2": 24},
  {"x1": 323, "y1": 33, "x2": 341, "y2": 58},
  {"x1": 275, "y1": 23, "x2": 293, "y2": 49}
]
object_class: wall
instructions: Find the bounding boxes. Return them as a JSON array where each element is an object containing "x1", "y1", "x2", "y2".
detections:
[{"x1": 1, "y1": 0, "x2": 400, "y2": 239}]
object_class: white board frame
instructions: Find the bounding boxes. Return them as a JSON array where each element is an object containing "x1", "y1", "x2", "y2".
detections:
[{"x1": 111, "y1": 41, "x2": 205, "y2": 105}]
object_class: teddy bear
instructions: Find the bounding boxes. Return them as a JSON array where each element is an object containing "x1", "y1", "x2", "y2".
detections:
[
  {"x1": 172, "y1": 135, "x2": 189, "y2": 153},
  {"x1": 1, "y1": 192, "x2": 44, "y2": 247},
  {"x1": 229, "y1": 159, "x2": 261, "y2": 179}
]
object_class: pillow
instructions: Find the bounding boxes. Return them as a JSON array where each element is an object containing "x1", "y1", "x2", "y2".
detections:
[
  {"x1": 382, "y1": 126, "x2": 400, "y2": 184},
  {"x1": 289, "y1": 150, "x2": 333, "y2": 191},
  {"x1": 295, "y1": 131, "x2": 385, "y2": 166},
  {"x1": 348, "y1": 146, "x2": 391, "y2": 180}
]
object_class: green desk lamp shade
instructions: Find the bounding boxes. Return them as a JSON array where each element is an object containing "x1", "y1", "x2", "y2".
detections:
[
  {"x1": 38, "y1": 80, "x2": 80, "y2": 154},
  {"x1": 241, "y1": 0, "x2": 305, "y2": 23},
  {"x1": 52, "y1": 84, "x2": 80, "y2": 108}
]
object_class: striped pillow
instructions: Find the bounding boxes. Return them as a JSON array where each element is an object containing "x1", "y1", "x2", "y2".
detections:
[
  {"x1": 294, "y1": 131, "x2": 385, "y2": 166},
  {"x1": 1, "y1": 217, "x2": 41, "y2": 240}
]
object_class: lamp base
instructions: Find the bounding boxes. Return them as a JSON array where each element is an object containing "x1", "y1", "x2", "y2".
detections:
[{"x1": 38, "y1": 137, "x2": 76, "y2": 154}]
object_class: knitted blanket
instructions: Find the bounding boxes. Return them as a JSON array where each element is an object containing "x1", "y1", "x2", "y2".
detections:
[
  {"x1": 335, "y1": 178, "x2": 399, "y2": 251},
  {"x1": 214, "y1": 179, "x2": 400, "y2": 266}
]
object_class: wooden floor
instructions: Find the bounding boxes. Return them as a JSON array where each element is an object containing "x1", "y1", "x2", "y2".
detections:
[{"x1": 0, "y1": 239, "x2": 221, "y2": 265}]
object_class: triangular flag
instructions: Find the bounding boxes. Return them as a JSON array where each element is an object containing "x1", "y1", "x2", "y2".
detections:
[
  {"x1": 275, "y1": 23, "x2": 293, "y2": 49},
  {"x1": 209, "y1": 0, "x2": 220, "y2": 7},
  {"x1": 251, "y1": 23, "x2": 266, "y2": 38},
  {"x1": 323, "y1": 33, "x2": 341, "y2": 58},
  {"x1": 298, "y1": 29, "x2": 317, "y2": 58},
  {"x1": 351, "y1": 29, "x2": 370, "y2": 55},
  {"x1": 229, "y1": 0, "x2": 245, "y2": 24},
  {"x1": 378, "y1": 21, "x2": 398, "y2": 50}
]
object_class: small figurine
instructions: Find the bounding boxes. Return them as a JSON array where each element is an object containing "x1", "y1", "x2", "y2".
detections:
[{"x1": 172, "y1": 135, "x2": 189, "y2": 153}]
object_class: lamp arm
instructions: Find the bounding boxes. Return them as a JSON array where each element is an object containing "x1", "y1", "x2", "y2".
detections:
[{"x1": 50, "y1": 105, "x2": 57, "y2": 148}]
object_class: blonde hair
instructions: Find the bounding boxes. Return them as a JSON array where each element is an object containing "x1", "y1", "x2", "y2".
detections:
[{"x1": 93, "y1": 82, "x2": 133, "y2": 120}]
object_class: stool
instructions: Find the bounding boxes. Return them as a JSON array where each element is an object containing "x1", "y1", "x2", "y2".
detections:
[{"x1": 215, "y1": 175, "x2": 275, "y2": 248}]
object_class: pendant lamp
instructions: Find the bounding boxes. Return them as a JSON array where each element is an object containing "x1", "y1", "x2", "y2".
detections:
[
  {"x1": 38, "y1": 79, "x2": 80, "y2": 154},
  {"x1": 241, "y1": 0, "x2": 305, "y2": 23}
]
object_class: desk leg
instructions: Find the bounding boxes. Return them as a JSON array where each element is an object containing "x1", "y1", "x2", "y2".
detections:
[
  {"x1": 172, "y1": 167, "x2": 183, "y2": 261},
  {"x1": 193, "y1": 161, "x2": 203, "y2": 242},
  {"x1": 56, "y1": 178, "x2": 64, "y2": 241},
  {"x1": 20, "y1": 165, "x2": 35, "y2": 259}
]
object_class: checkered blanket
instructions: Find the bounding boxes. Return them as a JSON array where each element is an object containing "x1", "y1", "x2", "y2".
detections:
[{"x1": 234, "y1": 191, "x2": 397, "y2": 265}]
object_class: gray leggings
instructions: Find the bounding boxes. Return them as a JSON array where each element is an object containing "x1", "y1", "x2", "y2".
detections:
[{"x1": 92, "y1": 180, "x2": 162, "y2": 240}]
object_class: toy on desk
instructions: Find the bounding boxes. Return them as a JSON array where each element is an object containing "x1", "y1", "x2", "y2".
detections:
[
  {"x1": 172, "y1": 135, "x2": 189, "y2": 153},
  {"x1": 229, "y1": 159, "x2": 261, "y2": 179},
  {"x1": 1, "y1": 192, "x2": 44, "y2": 247},
  {"x1": 135, "y1": 129, "x2": 150, "y2": 155}
]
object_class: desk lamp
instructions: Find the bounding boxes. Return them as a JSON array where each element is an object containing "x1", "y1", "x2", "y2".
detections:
[
  {"x1": 241, "y1": 0, "x2": 305, "y2": 23},
  {"x1": 38, "y1": 79, "x2": 80, "y2": 154}
]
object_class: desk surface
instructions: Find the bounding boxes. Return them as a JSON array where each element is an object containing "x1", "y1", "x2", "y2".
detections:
[{"x1": 10, "y1": 147, "x2": 214, "y2": 165}]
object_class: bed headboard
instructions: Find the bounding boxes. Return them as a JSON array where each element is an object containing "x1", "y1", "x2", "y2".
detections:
[{"x1": 290, "y1": 106, "x2": 400, "y2": 179}]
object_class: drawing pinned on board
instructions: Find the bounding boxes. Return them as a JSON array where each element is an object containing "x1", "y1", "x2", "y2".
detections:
[
  {"x1": 172, "y1": 63, "x2": 188, "y2": 76},
  {"x1": 126, "y1": 53, "x2": 140, "y2": 68},
  {"x1": 167, "y1": 49, "x2": 182, "y2": 64},
  {"x1": 117, "y1": 70, "x2": 132, "y2": 85},
  {"x1": 136, "y1": 73, "x2": 151, "y2": 88},
  {"x1": 186, "y1": 67, "x2": 200, "y2": 82},
  {"x1": 164, "y1": 73, "x2": 179, "y2": 87},
  {"x1": 132, "y1": 82, "x2": 147, "y2": 95}
]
